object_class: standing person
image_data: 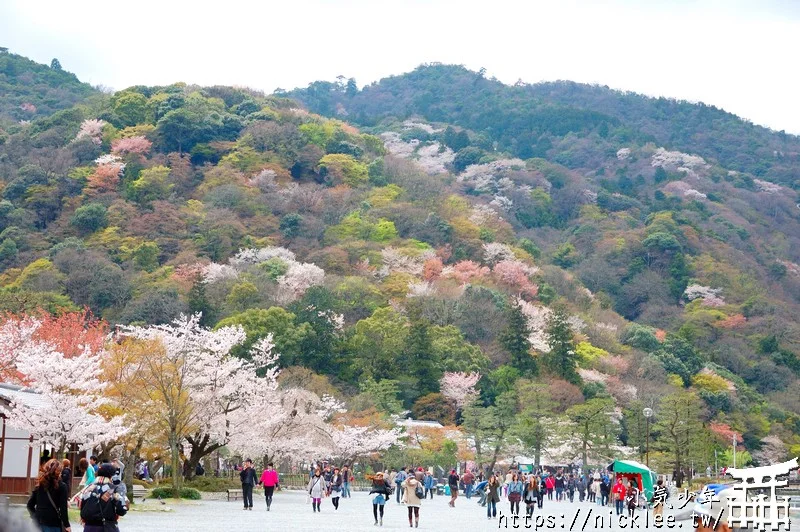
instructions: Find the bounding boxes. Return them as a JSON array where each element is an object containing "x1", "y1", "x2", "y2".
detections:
[
  {"x1": 554, "y1": 470, "x2": 565, "y2": 501},
  {"x1": 27, "y1": 459, "x2": 71, "y2": 532},
  {"x1": 259, "y1": 462, "x2": 279, "y2": 511},
  {"x1": 78, "y1": 463, "x2": 128, "y2": 532},
  {"x1": 423, "y1": 471, "x2": 435, "y2": 499},
  {"x1": 394, "y1": 467, "x2": 407, "y2": 503},
  {"x1": 89, "y1": 456, "x2": 99, "y2": 474},
  {"x1": 462, "y1": 469, "x2": 475, "y2": 500},
  {"x1": 77, "y1": 457, "x2": 95, "y2": 491},
  {"x1": 60, "y1": 459, "x2": 73, "y2": 497},
  {"x1": 652, "y1": 479, "x2": 668, "y2": 518},
  {"x1": 503, "y1": 469, "x2": 513, "y2": 498},
  {"x1": 447, "y1": 469, "x2": 460, "y2": 507},
  {"x1": 307, "y1": 468, "x2": 327, "y2": 512},
  {"x1": 329, "y1": 467, "x2": 343, "y2": 510},
  {"x1": 369, "y1": 472, "x2": 392, "y2": 526},
  {"x1": 507, "y1": 472, "x2": 523, "y2": 516},
  {"x1": 567, "y1": 474, "x2": 576, "y2": 503},
  {"x1": 240, "y1": 459, "x2": 257, "y2": 510},
  {"x1": 611, "y1": 477, "x2": 626, "y2": 516},
  {"x1": 402, "y1": 474, "x2": 423, "y2": 528},
  {"x1": 523, "y1": 476, "x2": 538, "y2": 517},
  {"x1": 600, "y1": 475, "x2": 611, "y2": 507},
  {"x1": 341, "y1": 465, "x2": 351, "y2": 499},
  {"x1": 537, "y1": 474, "x2": 546, "y2": 509},
  {"x1": 545, "y1": 473, "x2": 555, "y2": 500},
  {"x1": 587, "y1": 477, "x2": 595, "y2": 503},
  {"x1": 626, "y1": 480, "x2": 639, "y2": 519},
  {"x1": 577, "y1": 475, "x2": 587, "y2": 502},
  {"x1": 486, "y1": 474, "x2": 501, "y2": 520}
]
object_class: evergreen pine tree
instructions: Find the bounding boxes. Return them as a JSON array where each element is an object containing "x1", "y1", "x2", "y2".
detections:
[
  {"x1": 188, "y1": 276, "x2": 215, "y2": 327},
  {"x1": 500, "y1": 301, "x2": 538, "y2": 376},
  {"x1": 543, "y1": 307, "x2": 580, "y2": 384},
  {"x1": 402, "y1": 306, "x2": 440, "y2": 399}
]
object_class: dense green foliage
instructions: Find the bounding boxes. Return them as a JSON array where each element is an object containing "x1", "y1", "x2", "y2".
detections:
[
  {"x1": 1, "y1": 55, "x2": 799, "y2": 469},
  {"x1": 0, "y1": 50, "x2": 97, "y2": 124}
]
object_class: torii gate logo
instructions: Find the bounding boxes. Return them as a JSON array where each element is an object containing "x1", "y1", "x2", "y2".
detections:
[{"x1": 725, "y1": 457, "x2": 798, "y2": 531}]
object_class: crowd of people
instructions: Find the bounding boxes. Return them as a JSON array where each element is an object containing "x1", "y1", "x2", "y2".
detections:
[{"x1": 27, "y1": 453, "x2": 129, "y2": 532}]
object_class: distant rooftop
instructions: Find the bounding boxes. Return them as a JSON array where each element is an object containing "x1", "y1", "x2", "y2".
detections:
[
  {"x1": 398, "y1": 418, "x2": 443, "y2": 428},
  {"x1": 0, "y1": 382, "x2": 49, "y2": 411}
]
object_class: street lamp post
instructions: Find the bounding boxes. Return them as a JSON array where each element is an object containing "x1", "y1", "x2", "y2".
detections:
[{"x1": 643, "y1": 407, "x2": 654, "y2": 468}]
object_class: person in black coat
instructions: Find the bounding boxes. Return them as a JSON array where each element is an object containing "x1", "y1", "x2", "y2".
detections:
[
  {"x1": 240, "y1": 458, "x2": 258, "y2": 510},
  {"x1": 28, "y1": 458, "x2": 71, "y2": 532}
]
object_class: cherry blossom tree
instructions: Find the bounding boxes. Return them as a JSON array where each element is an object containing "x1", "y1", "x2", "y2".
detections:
[
  {"x1": 111, "y1": 135, "x2": 152, "y2": 156},
  {"x1": 74, "y1": 119, "x2": 106, "y2": 144},
  {"x1": 326, "y1": 424, "x2": 402, "y2": 463},
  {"x1": 492, "y1": 259, "x2": 539, "y2": 298},
  {"x1": 445, "y1": 260, "x2": 490, "y2": 284},
  {"x1": 440, "y1": 371, "x2": 481, "y2": 410},
  {"x1": 2, "y1": 315, "x2": 126, "y2": 456}
]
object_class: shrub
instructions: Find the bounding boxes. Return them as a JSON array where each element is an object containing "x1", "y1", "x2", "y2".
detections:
[
  {"x1": 149, "y1": 486, "x2": 202, "y2": 499},
  {"x1": 185, "y1": 476, "x2": 241, "y2": 492},
  {"x1": 70, "y1": 203, "x2": 108, "y2": 233}
]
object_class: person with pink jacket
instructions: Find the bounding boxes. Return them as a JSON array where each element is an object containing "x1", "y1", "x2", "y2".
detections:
[{"x1": 259, "y1": 462, "x2": 280, "y2": 511}]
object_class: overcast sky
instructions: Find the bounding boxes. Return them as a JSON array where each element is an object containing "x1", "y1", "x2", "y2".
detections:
[{"x1": 2, "y1": 0, "x2": 798, "y2": 133}]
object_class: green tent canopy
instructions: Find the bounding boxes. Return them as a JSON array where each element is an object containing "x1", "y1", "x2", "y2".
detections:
[{"x1": 608, "y1": 460, "x2": 658, "y2": 502}]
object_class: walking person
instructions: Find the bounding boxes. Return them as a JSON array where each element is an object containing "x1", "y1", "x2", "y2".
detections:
[
  {"x1": 523, "y1": 476, "x2": 538, "y2": 517},
  {"x1": 341, "y1": 465, "x2": 351, "y2": 498},
  {"x1": 626, "y1": 480, "x2": 639, "y2": 519},
  {"x1": 259, "y1": 462, "x2": 279, "y2": 511},
  {"x1": 577, "y1": 475, "x2": 587, "y2": 502},
  {"x1": 77, "y1": 463, "x2": 128, "y2": 532},
  {"x1": 554, "y1": 470, "x2": 565, "y2": 501},
  {"x1": 330, "y1": 467, "x2": 343, "y2": 510},
  {"x1": 402, "y1": 474, "x2": 423, "y2": 528},
  {"x1": 612, "y1": 477, "x2": 626, "y2": 516},
  {"x1": 423, "y1": 470, "x2": 435, "y2": 499},
  {"x1": 395, "y1": 467, "x2": 407, "y2": 503},
  {"x1": 240, "y1": 458, "x2": 257, "y2": 510},
  {"x1": 545, "y1": 473, "x2": 555, "y2": 500},
  {"x1": 462, "y1": 469, "x2": 475, "y2": 500},
  {"x1": 507, "y1": 472, "x2": 523, "y2": 516},
  {"x1": 567, "y1": 474, "x2": 576, "y2": 503},
  {"x1": 27, "y1": 459, "x2": 71, "y2": 532},
  {"x1": 307, "y1": 468, "x2": 327, "y2": 512},
  {"x1": 486, "y1": 474, "x2": 501, "y2": 520},
  {"x1": 600, "y1": 475, "x2": 611, "y2": 507},
  {"x1": 60, "y1": 459, "x2": 73, "y2": 498},
  {"x1": 448, "y1": 469, "x2": 460, "y2": 507},
  {"x1": 537, "y1": 474, "x2": 546, "y2": 509},
  {"x1": 652, "y1": 479, "x2": 668, "y2": 519},
  {"x1": 369, "y1": 472, "x2": 392, "y2": 526}
]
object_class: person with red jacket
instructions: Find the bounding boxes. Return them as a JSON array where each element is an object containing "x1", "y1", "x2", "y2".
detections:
[
  {"x1": 611, "y1": 477, "x2": 626, "y2": 516},
  {"x1": 462, "y1": 470, "x2": 475, "y2": 499},
  {"x1": 259, "y1": 462, "x2": 280, "y2": 511}
]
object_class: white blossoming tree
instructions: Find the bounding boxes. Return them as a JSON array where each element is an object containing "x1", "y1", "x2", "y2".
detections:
[{"x1": 440, "y1": 371, "x2": 481, "y2": 410}]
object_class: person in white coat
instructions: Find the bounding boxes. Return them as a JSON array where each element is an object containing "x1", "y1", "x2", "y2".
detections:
[
  {"x1": 307, "y1": 468, "x2": 327, "y2": 512},
  {"x1": 402, "y1": 476, "x2": 423, "y2": 528}
]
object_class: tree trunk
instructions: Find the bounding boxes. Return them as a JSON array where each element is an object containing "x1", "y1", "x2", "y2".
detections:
[
  {"x1": 184, "y1": 433, "x2": 224, "y2": 481},
  {"x1": 123, "y1": 437, "x2": 143, "y2": 505},
  {"x1": 169, "y1": 435, "x2": 181, "y2": 495}
]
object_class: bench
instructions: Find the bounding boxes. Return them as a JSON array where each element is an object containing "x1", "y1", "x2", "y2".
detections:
[
  {"x1": 227, "y1": 488, "x2": 243, "y2": 501},
  {"x1": 132, "y1": 485, "x2": 147, "y2": 500}
]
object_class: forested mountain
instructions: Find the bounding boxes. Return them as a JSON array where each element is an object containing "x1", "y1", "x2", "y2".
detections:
[
  {"x1": 290, "y1": 64, "x2": 800, "y2": 185},
  {"x1": 1, "y1": 55, "x2": 798, "y2": 472},
  {"x1": 0, "y1": 49, "x2": 97, "y2": 124}
]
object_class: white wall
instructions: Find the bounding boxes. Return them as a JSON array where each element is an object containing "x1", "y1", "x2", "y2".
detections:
[{"x1": 0, "y1": 418, "x2": 37, "y2": 478}]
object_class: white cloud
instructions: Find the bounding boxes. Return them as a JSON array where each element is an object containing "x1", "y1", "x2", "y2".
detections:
[{"x1": 1, "y1": 0, "x2": 798, "y2": 133}]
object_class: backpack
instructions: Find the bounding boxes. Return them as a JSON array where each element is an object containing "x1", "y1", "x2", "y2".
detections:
[{"x1": 80, "y1": 487, "x2": 108, "y2": 524}]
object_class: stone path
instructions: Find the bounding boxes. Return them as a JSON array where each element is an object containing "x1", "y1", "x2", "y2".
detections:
[{"x1": 22, "y1": 490, "x2": 699, "y2": 531}]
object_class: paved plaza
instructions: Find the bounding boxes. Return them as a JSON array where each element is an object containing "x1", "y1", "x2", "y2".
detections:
[{"x1": 39, "y1": 490, "x2": 697, "y2": 532}]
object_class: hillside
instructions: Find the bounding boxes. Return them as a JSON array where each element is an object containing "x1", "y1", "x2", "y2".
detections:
[
  {"x1": 290, "y1": 64, "x2": 800, "y2": 186},
  {"x1": 0, "y1": 48, "x2": 97, "y2": 126},
  {"x1": 0, "y1": 56, "x2": 798, "y2": 472}
]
